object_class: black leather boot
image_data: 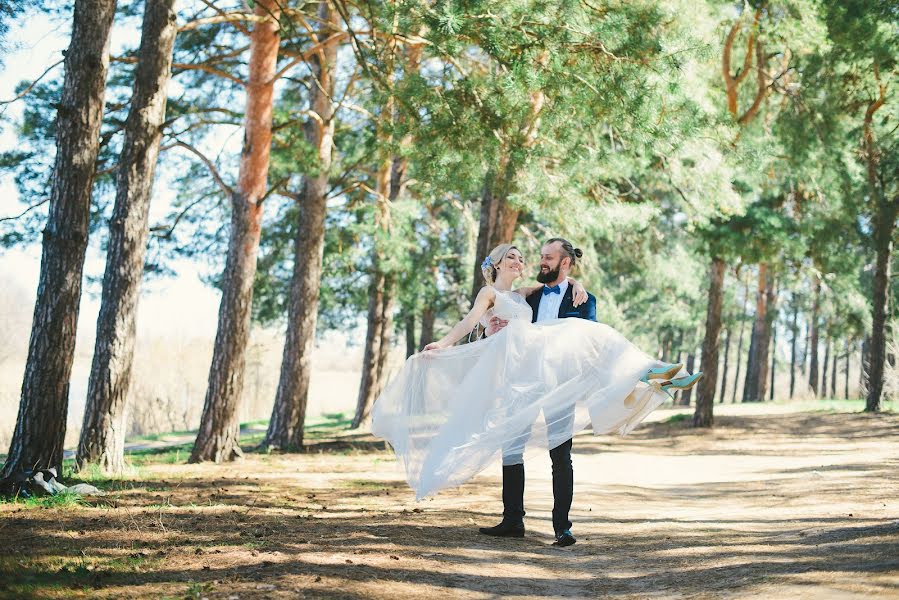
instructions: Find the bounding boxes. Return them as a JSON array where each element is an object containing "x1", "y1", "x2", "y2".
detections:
[{"x1": 479, "y1": 464, "x2": 525, "y2": 537}]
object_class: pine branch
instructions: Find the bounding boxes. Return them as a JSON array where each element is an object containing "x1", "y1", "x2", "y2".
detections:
[
  {"x1": 178, "y1": 12, "x2": 271, "y2": 33},
  {"x1": 170, "y1": 139, "x2": 234, "y2": 197},
  {"x1": 269, "y1": 31, "x2": 349, "y2": 83},
  {"x1": 149, "y1": 193, "x2": 211, "y2": 239},
  {"x1": 0, "y1": 198, "x2": 49, "y2": 223},
  {"x1": 0, "y1": 59, "x2": 64, "y2": 113},
  {"x1": 737, "y1": 39, "x2": 770, "y2": 126},
  {"x1": 111, "y1": 55, "x2": 246, "y2": 88}
]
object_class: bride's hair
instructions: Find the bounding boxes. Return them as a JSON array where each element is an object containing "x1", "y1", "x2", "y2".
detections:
[{"x1": 482, "y1": 243, "x2": 518, "y2": 286}]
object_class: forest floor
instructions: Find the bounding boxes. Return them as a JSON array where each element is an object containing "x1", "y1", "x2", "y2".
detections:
[{"x1": 1, "y1": 402, "x2": 898, "y2": 599}]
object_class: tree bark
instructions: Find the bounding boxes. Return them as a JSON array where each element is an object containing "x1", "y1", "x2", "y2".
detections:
[
  {"x1": 470, "y1": 165, "x2": 521, "y2": 301},
  {"x1": 770, "y1": 317, "x2": 777, "y2": 401},
  {"x1": 469, "y1": 85, "x2": 546, "y2": 302},
  {"x1": 821, "y1": 338, "x2": 830, "y2": 400},
  {"x1": 860, "y1": 336, "x2": 870, "y2": 397},
  {"x1": 719, "y1": 326, "x2": 731, "y2": 404},
  {"x1": 353, "y1": 269, "x2": 395, "y2": 427},
  {"x1": 808, "y1": 276, "x2": 821, "y2": 396},
  {"x1": 262, "y1": 3, "x2": 338, "y2": 452},
  {"x1": 731, "y1": 276, "x2": 750, "y2": 403},
  {"x1": 866, "y1": 200, "x2": 897, "y2": 411},
  {"x1": 789, "y1": 304, "x2": 799, "y2": 399},
  {"x1": 76, "y1": 0, "x2": 177, "y2": 474},
  {"x1": 830, "y1": 341, "x2": 838, "y2": 398},
  {"x1": 405, "y1": 313, "x2": 417, "y2": 358},
  {"x1": 742, "y1": 264, "x2": 768, "y2": 402},
  {"x1": 351, "y1": 40, "x2": 425, "y2": 428},
  {"x1": 694, "y1": 257, "x2": 725, "y2": 426},
  {"x1": 757, "y1": 276, "x2": 776, "y2": 401},
  {"x1": 190, "y1": 3, "x2": 280, "y2": 463},
  {"x1": 419, "y1": 306, "x2": 436, "y2": 351},
  {"x1": 844, "y1": 340, "x2": 850, "y2": 400},
  {"x1": 0, "y1": 0, "x2": 117, "y2": 491},
  {"x1": 801, "y1": 320, "x2": 809, "y2": 376}
]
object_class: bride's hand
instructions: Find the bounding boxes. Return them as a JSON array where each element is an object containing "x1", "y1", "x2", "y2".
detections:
[
  {"x1": 569, "y1": 278, "x2": 588, "y2": 307},
  {"x1": 423, "y1": 341, "x2": 445, "y2": 352}
]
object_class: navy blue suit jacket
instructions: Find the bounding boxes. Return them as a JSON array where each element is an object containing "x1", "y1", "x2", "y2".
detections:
[{"x1": 526, "y1": 285, "x2": 597, "y2": 323}]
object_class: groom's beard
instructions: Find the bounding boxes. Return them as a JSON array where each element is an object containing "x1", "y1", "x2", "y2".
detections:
[{"x1": 536, "y1": 265, "x2": 561, "y2": 284}]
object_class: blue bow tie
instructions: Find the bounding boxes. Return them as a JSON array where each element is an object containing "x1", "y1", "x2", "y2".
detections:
[{"x1": 542, "y1": 285, "x2": 561, "y2": 296}]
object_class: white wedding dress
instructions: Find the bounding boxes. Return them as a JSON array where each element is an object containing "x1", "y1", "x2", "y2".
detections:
[{"x1": 371, "y1": 289, "x2": 675, "y2": 499}]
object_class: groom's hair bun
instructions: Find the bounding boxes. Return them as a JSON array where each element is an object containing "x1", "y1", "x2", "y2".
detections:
[{"x1": 546, "y1": 237, "x2": 582, "y2": 267}]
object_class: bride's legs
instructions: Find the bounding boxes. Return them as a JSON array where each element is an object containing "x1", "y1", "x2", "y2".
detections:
[
  {"x1": 479, "y1": 431, "x2": 530, "y2": 537},
  {"x1": 501, "y1": 463, "x2": 525, "y2": 524}
]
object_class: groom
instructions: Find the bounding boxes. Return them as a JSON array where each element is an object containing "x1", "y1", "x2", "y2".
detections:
[{"x1": 479, "y1": 237, "x2": 597, "y2": 547}]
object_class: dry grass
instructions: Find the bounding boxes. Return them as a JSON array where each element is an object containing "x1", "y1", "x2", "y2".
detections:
[{"x1": 1, "y1": 405, "x2": 897, "y2": 599}]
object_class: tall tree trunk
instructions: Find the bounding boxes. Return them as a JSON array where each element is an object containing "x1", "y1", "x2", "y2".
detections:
[
  {"x1": 351, "y1": 40, "x2": 424, "y2": 429},
  {"x1": 743, "y1": 264, "x2": 768, "y2": 402},
  {"x1": 405, "y1": 313, "x2": 417, "y2": 358},
  {"x1": 694, "y1": 257, "x2": 725, "y2": 426},
  {"x1": 731, "y1": 276, "x2": 750, "y2": 403},
  {"x1": 469, "y1": 164, "x2": 521, "y2": 302},
  {"x1": 844, "y1": 341, "x2": 850, "y2": 400},
  {"x1": 262, "y1": 4, "x2": 338, "y2": 451},
  {"x1": 77, "y1": 0, "x2": 178, "y2": 474},
  {"x1": 719, "y1": 327, "x2": 731, "y2": 404},
  {"x1": 0, "y1": 0, "x2": 117, "y2": 491},
  {"x1": 469, "y1": 85, "x2": 546, "y2": 302},
  {"x1": 741, "y1": 328, "x2": 756, "y2": 402},
  {"x1": 830, "y1": 341, "x2": 838, "y2": 398},
  {"x1": 862, "y1": 75, "x2": 893, "y2": 412},
  {"x1": 353, "y1": 269, "x2": 395, "y2": 428},
  {"x1": 808, "y1": 275, "x2": 821, "y2": 396},
  {"x1": 190, "y1": 3, "x2": 280, "y2": 463},
  {"x1": 769, "y1": 318, "x2": 777, "y2": 401},
  {"x1": 866, "y1": 200, "x2": 897, "y2": 411},
  {"x1": 680, "y1": 353, "x2": 696, "y2": 407},
  {"x1": 821, "y1": 338, "x2": 830, "y2": 400},
  {"x1": 419, "y1": 307, "x2": 436, "y2": 351},
  {"x1": 860, "y1": 336, "x2": 870, "y2": 397},
  {"x1": 353, "y1": 149, "x2": 399, "y2": 427},
  {"x1": 757, "y1": 276, "x2": 776, "y2": 401},
  {"x1": 789, "y1": 304, "x2": 799, "y2": 399},
  {"x1": 801, "y1": 320, "x2": 809, "y2": 376}
]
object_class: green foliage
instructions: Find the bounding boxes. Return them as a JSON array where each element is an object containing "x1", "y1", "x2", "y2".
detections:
[{"x1": 0, "y1": 0, "x2": 890, "y2": 386}]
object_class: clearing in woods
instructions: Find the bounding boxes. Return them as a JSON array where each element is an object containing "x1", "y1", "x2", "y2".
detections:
[{"x1": 1, "y1": 403, "x2": 898, "y2": 599}]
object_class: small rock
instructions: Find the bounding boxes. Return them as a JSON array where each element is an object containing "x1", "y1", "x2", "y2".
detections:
[
  {"x1": 390, "y1": 555, "x2": 399, "y2": 560},
  {"x1": 255, "y1": 584, "x2": 276, "y2": 591}
]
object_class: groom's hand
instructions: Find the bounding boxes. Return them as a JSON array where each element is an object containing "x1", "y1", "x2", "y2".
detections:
[{"x1": 485, "y1": 316, "x2": 509, "y2": 336}]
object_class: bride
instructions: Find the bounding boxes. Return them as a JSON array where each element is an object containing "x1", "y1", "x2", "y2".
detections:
[{"x1": 371, "y1": 242, "x2": 700, "y2": 500}]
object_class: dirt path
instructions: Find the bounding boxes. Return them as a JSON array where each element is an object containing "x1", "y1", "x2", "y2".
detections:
[{"x1": 2, "y1": 407, "x2": 898, "y2": 599}]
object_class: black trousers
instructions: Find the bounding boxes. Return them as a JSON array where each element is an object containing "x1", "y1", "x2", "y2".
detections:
[{"x1": 501, "y1": 407, "x2": 575, "y2": 534}]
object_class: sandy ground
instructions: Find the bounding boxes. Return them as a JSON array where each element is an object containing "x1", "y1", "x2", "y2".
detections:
[{"x1": 1, "y1": 405, "x2": 898, "y2": 599}]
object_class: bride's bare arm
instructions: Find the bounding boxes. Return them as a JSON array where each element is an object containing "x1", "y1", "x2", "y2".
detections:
[
  {"x1": 423, "y1": 287, "x2": 495, "y2": 351},
  {"x1": 513, "y1": 277, "x2": 589, "y2": 306}
]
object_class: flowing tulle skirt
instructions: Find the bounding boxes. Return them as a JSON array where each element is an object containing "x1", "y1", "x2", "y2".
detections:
[{"x1": 371, "y1": 318, "x2": 673, "y2": 499}]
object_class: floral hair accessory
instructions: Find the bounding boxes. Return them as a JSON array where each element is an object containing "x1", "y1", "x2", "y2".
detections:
[{"x1": 481, "y1": 256, "x2": 493, "y2": 270}]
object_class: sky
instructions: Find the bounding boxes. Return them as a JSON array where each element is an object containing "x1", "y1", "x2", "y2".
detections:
[{"x1": 1, "y1": 9, "x2": 223, "y2": 341}]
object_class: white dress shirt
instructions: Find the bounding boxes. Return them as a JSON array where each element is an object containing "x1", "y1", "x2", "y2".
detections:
[{"x1": 536, "y1": 279, "x2": 568, "y2": 322}]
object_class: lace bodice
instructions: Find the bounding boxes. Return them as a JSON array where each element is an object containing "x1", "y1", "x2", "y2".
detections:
[{"x1": 482, "y1": 289, "x2": 533, "y2": 325}]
